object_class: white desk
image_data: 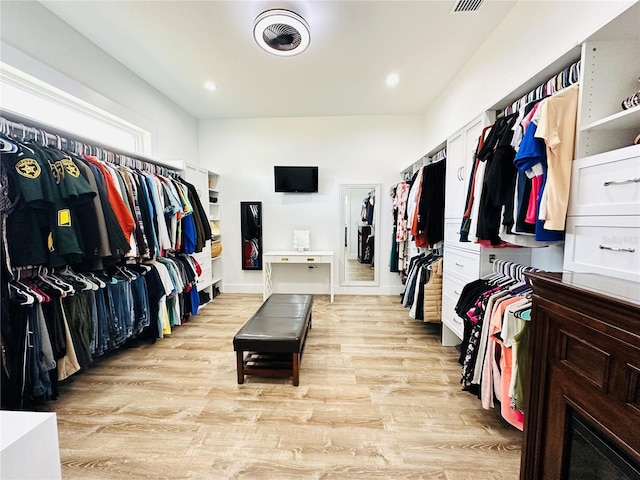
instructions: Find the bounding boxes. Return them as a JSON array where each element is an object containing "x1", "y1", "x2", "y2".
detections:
[{"x1": 263, "y1": 250, "x2": 334, "y2": 302}]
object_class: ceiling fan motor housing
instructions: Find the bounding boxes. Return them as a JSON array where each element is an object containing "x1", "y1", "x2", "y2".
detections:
[{"x1": 253, "y1": 9, "x2": 310, "y2": 56}]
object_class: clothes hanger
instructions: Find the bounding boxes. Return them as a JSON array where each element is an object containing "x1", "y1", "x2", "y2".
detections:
[{"x1": 8, "y1": 281, "x2": 35, "y2": 305}]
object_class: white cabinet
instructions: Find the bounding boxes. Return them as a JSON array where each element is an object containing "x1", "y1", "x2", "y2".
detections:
[
  {"x1": 441, "y1": 111, "x2": 529, "y2": 347},
  {"x1": 564, "y1": 5, "x2": 640, "y2": 285},
  {"x1": 564, "y1": 145, "x2": 640, "y2": 283},
  {"x1": 444, "y1": 112, "x2": 494, "y2": 221}
]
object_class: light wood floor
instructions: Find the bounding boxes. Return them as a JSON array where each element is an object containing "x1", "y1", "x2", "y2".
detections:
[
  {"x1": 36, "y1": 294, "x2": 522, "y2": 479},
  {"x1": 345, "y1": 257, "x2": 375, "y2": 282}
]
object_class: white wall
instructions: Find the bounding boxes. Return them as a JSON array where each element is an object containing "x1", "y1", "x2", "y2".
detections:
[
  {"x1": 199, "y1": 115, "x2": 425, "y2": 295},
  {"x1": 421, "y1": 0, "x2": 637, "y2": 153},
  {"x1": 0, "y1": 1, "x2": 198, "y2": 163}
]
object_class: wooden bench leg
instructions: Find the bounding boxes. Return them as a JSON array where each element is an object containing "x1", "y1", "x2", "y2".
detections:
[
  {"x1": 236, "y1": 351, "x2": 245, "y2": 384},
  {"x1": 292, "y1": 352, "x2": 300, "y2": 386}
]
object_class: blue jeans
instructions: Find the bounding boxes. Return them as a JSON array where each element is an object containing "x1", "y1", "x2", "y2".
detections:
[
  {"x1": 110, "y1": 276, "x2": 134, "y2": 343},
  {"x1": 131, "y1": 273, "x2": 150, "y2": 334}
]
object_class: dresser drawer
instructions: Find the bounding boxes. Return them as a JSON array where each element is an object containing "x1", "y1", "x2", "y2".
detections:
[
  {"x1": 443, "y1": 273, "x2": 467, "y2": 301},
  {"x1": 444, "y1": 248, "x2": 481, "y2": 281},
  {"x1": 564, "y1": 216, "x2": 640, "y2": 282},
  {"x1": 444, "y1": 217, "x2": 481, "y2": 251},
  {"x1": 569, "y1": 145, "x2": 640, "y2": 217},
  {"x1": 441, "y1": 296, "x2": 463, "y2": 340}
]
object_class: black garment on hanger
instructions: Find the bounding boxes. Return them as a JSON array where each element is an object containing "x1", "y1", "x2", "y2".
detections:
[
  {"x1": 417, "y1": 160, "x2": 446, "y2": 246},
  {"x1": 476, "y1": 114, "x2": 519, "y2": 245}
]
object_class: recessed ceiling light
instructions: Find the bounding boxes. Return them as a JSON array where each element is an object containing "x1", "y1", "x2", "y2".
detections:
[
  {"x1": 253, "y1": 9, "x2": 310, "y2": 57},
  {"x1": 204, "y1": 81, "x2": 218, "y2": 92},
  {"x1": 386, "y1": 73, "x2": 400, "y2": 88}
]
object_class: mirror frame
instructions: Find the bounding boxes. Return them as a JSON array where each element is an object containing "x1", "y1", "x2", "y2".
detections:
[{"x1": 339, "y1": 184, "x2": 381, "y2": 287}]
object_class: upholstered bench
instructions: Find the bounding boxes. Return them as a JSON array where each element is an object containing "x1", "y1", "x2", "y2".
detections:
[{"x1": 233, "y1": 294, "x2": 313, "y2": 386}]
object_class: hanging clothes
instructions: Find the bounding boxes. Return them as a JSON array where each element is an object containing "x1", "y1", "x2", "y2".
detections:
[
  {"x1": 402, "y1": 252, "x2": 443, "y2": 323},
  {"x1": 0, "y1": 117, "x2": 213, "y2": 410},
  {"x1": 455, "y1": 261, "x2": 536, "y2": 431}
]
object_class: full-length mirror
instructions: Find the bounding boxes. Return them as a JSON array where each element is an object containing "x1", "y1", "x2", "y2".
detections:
[
  {"x1": 339, "y1": 184, "x2": 380, "y2": 286},
  {"x1": 241, "y1": 201, "x2": 262, "y2": 270}
]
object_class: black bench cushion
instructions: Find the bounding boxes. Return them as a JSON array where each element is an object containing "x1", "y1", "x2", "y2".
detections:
[{"x1": 233, "y1": 294, "x2": 313, "y2": 353}]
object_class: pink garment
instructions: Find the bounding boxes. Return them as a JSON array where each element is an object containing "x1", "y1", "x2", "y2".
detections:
[
  {"x1": 526, "y1": 175, "x2": 543, "y2": 224},
  {"x1": 519, "y1": 102, "x2": 540, "y2": 136},
  {"x1": 481, "y1": 296, "x2": 525, "y2": 431}
]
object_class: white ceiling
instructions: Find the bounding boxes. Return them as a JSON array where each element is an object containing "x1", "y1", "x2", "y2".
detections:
[{"x1": 40, "y1": 0, "x2": 517, "y2": 120}]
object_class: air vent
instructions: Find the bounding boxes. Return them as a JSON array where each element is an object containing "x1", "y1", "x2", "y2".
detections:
[
  {"x1": 450, "y1": 0, "x2": 485, "y2": 13},
  {"x1": 253, "y1": 9, "x2": 310, "y2": 57}
]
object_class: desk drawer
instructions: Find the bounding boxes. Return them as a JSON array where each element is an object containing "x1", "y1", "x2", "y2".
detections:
[
  {"x1": 564, "y1": 216, "x2": 640, "y2": 282},
  {"x1": 569, "y1": 145, "x2": 640, "y2": 217},
  {"x1": 264, "y1": 255, "x2": 330, "y2": 264}
]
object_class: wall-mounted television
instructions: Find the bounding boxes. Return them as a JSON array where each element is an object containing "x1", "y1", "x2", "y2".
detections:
[{"x1": 274, "y1": 166, "x2": 318, "y2": 193}]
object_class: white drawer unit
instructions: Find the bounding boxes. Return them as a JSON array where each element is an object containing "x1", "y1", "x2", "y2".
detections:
[
  {"x1": 568, "y1": 145, "x2": 640, "y2": 217},
  {"x1": 564, "y1": 216, "x2": 640, "y2": 283},
  {"x1": 193, "y1": 239, "x2": 213, "y2": 291},
  {"x1": 441, "y1": 246, "x2": 531, "y2": 346}
]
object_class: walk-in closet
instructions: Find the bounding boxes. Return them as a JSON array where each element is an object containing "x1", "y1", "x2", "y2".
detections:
[{"x1": 1, "y1": 1, "x2": 638, "y2": 479}]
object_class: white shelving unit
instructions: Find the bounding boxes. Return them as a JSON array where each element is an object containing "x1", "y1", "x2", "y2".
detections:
[
  {"x1": 183, "y1": 164, "x2": 223, "y2": 302},
  {"x1": 208, "y1": 171, "x2": 223, "y2": 292},
  {"x1": 564, "y1": 5, "x2": 640, "y2": 284},
  {"x1": 576, "y1": 21, "x2": 640, "y2": 159}
]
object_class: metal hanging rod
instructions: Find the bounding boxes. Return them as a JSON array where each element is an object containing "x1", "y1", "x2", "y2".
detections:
[{"x1": 0, "y1": 110, "x2": 181, "y2": 176}]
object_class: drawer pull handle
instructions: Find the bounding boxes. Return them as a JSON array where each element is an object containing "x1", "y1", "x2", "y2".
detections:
[
  {"x1": 603, "y1": 178, "x2": 640, "y2": 186},
  {"x1": 454, "y1": 290, "x2": 460, "y2": 296},
  {"x1": 598, "y1": 245, "x2": 635, "y2": 253},
  {"x1": 455, "y1": 262, "x2": 464, "y2": 267},
  {"x1": 281, "y1": 258, "x2": 289, "y2": 261},
  {"x1": 307, "y1": 258, "x2": 315, "y2": 262}
]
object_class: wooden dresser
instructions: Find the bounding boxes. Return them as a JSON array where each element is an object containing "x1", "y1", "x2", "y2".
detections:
[{"x1": 521, "y1": 271, "x2": 640, "y2": 479}]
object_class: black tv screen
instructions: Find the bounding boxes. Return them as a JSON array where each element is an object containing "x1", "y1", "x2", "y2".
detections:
[{"x1": 274, "y1": 166, "x2": 318, "y2": 193}]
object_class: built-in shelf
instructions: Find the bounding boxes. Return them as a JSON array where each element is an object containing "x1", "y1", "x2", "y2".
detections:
[{"x1": 581, "y1": 105, "x2": 640, "y2": 131}]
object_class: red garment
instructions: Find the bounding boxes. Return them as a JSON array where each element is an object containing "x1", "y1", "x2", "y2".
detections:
[
  {"x1": 83, "y1": 155, "x2": 135, "y2": 240},
  {"x1": 526, "y1": 175, "x2": 543, "y2": 224}
]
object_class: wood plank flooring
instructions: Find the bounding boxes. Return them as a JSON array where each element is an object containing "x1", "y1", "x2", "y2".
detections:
[
  {"x1": 345, "y1": 257, "x2": 374, "y2": 282},
  {"x1": 35, "y1": 294, "x2": 522, "y2": 479}
]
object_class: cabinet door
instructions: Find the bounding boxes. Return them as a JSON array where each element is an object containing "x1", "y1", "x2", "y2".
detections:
[
  {"x1": 445, "y1": 130, "x2": 465, "y2": 218},
  {"x1": 463, "y1": 116, "x2": 484, "y2": 187},
  {"x1": 183, "y1": 164, "x2": 209, "y2": 204}
]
